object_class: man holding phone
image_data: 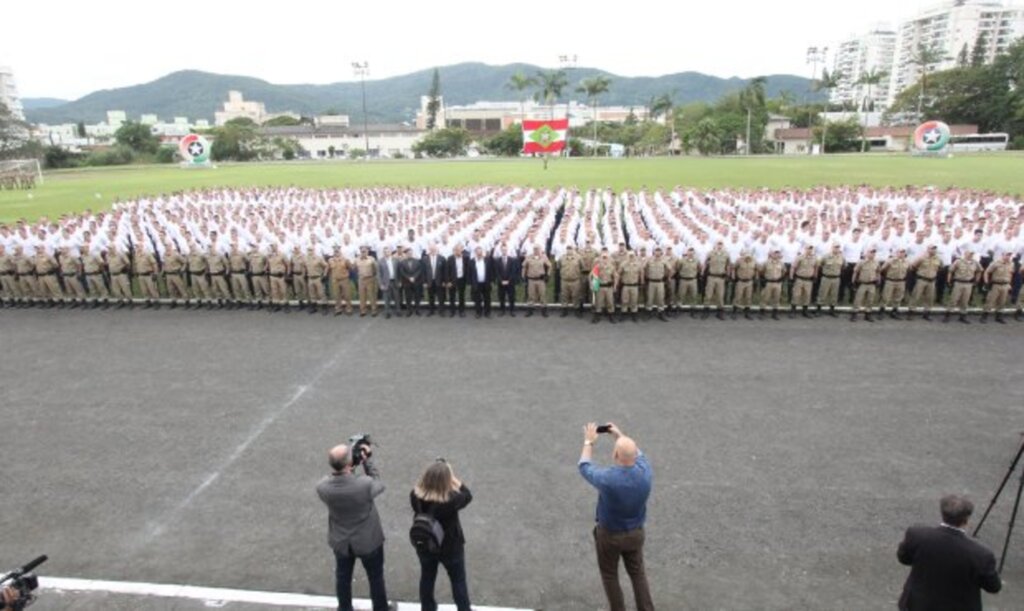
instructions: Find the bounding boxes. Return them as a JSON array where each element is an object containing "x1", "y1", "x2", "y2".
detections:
[{"x1": 579, "y1": 422, "x2": 655, "y2": 611}]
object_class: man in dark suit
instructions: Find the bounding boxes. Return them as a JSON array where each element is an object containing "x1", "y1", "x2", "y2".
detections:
[
  {"x1": 898, "y1": 494, "x2": 1001, "y2": 611},
  {"x1": 421, "y1": 243, "x2": 447, "y2": 317},
  {"x1": 468, "y1": 246, "x2": 493, "y2": 318},
  {"x1": 316, "y1": 443, "x2": 394, "y2": 611},
  {"x1": 445, "y1": 244, "x2": 469, "y2": 318},
  {"x1": 376, "y1": 247, "x2": 399, "y2": 320},
  {"x1": 398, "y1": 247, "x2": 423, "y2": 316},
  {"x1": 493, "y1": 243, "x2": 520, "y2": 317}
]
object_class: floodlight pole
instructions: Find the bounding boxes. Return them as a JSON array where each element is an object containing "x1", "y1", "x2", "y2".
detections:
[
  {"x1": 352, "y1": 61, "x2": 370, "y2": 157},
  {"x1": 806, "y1": 46, "x2": 828, "y2": 155},
  {"x1": 559, "y1": 54, "x2": 577, "y2": 158}
]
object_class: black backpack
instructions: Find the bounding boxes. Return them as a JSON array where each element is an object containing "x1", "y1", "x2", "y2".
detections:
[{"x1": 410, "y1": 497, "x2": 445, "y2": 555}]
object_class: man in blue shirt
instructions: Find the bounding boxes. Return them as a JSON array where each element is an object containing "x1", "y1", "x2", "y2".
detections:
[{"x1": 579, "y1": 422, "x2": 654, "y2": 611}]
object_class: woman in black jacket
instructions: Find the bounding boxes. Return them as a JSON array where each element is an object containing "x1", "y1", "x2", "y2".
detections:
[{"x1": 411, "y1": 459, "x2": 473, "y2": 611}]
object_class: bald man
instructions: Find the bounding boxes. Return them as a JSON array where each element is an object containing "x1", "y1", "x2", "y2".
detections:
[
  {"x1": 579, "y1": 423, "x2": 654, "y2": 611},
  {"x1": 316, "y1": 443, "x2": 393, "y2": 611}
]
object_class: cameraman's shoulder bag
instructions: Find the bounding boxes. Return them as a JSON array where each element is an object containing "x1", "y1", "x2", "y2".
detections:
[{"x1": 410, "y1": 497, "x2": 445, "y2": 555}]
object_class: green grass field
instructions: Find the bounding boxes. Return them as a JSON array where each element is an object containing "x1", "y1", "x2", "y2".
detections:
[{"x1": 2, "y1": 153, "x2": 1023, "y2": 222}]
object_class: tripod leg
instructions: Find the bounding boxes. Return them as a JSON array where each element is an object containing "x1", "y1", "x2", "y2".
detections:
[
  {"x1": 974, "y1": 437, "x2": 1024, "y2": 536},
  {"x1": 997, "y1": 467, "x2": 1024, "y2": 574}
]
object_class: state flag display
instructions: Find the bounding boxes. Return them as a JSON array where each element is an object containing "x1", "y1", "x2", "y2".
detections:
[
  {"x1": 591, "y1": 262, "x2": 601, "y2": 294},
  {"x1": 522, "y1": 118, "x2": 569, "y2": 154}
]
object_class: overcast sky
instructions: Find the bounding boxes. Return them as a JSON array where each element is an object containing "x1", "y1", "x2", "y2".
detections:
[{"x1": 3, "y1": 0, "x2": 948, "y2": 99}]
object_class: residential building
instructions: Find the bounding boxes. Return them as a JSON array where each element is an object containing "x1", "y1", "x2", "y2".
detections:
[
  {"x1": 260, "y1": 124, "x2": 426, "y2": 159},
  {"x1": 416, "y1": 96, "x2": 652, "y2": 134},
  {"x1": 214, "y1": 90, "x2": 299, "y2": 126},
  {"x1": 887, "y1": 0, "x2": 1024, "y2": 105},
  {"x1": 0, "y1": 65, "x2": 25, "y2": 121},
  {"x1": 831, "y1": 27, "x2": 897, "y2": 110}
]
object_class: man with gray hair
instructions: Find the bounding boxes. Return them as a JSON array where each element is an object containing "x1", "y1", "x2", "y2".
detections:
[
  {"x1": 316, "y1": 442, "x2": 394, "y2": 611},
  {"x1": 897, "y1": 494, "x2": 1001, "y2": 611}
]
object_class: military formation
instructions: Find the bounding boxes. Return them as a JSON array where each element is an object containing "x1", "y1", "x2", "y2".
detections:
[{"x1": 1, "y1": 185, "x2": 1022, "y2": 324}]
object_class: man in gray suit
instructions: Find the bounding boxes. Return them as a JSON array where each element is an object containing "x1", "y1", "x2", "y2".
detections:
[
  {"x1": 376, "y1": 247, "x2": 400, "y2": 320},
  {"x1": 316, "y1": 442, "x2": 393, "y2": 611}
]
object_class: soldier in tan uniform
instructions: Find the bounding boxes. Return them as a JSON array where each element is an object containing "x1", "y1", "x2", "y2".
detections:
[
  {"x1": 249, "y1": 246, "x2": 270, "y2": 308},
  {"x1": 0, "y1": 244, "x2": 18, "y2": 307},
  {"x1": 816, "y1": 244, "x2": 844, "y2": 317},
  {"x1": 662, "y1": 247, "x2": 679, "y2": 316},
  {"x1": 522, "y1": 245, "x2": 552, "y2": 317},
  {"x1": 107, "y1": 244, "x2": 133, "y2": 307},
  {"x1": 590, "y1": 249, "x2": 618, "y2": 324},
  {"x1": 617, "y1": 250, "x2": 644, "y2": 322},
  {"x1": 162, "y1": 241, "x2": 189, "y2": 308},
  {"x1": 879, "y1": 248, "x2": 909, "y2": 319},
  {"x1": 290, "y1": 246, "x2": 307, "y2": 307},
  {"x1": 58, "y1": 246, "x2": 86, "y2": 307},
  {"x1": 206, "y1": 245, "x2": 231, "y2": 308},
  {"x1": 187, "y1": 245, "x2": 211, "y2": 308},
  {"x1": 790, "y1": 245, "x2": 818, "y2": 318},
  {"x1": 134, "y1": 246, "x2": 161, "y2": 308},
  {"x1": 908, "y1": 245, "x2": 942, "y2": 320},
  {"x1": 268, "y1": 244, "x2": 290, "y2": 310},
  {"x1": 559, "y1": 245, "x2": 584, "y2": 318},
  {"x1": 676, "y1": 247, "x2": 702, "y2": 318},
  {"x1": 14, "y1": 245, "x2": 38, "y2": 306},
  {"x1": 731, "y1": 249, "x2": 757, "y2": 320},
  {"x1": 329, "y1": 246, "x2": 355, "y2": 316},
  {"x1": 228, "y1": 244, "x2": 252, "y2": 308},
  {"x1": 305, "y1": 246, "x2": 328, "y2": 313},
  {"x1": 703, "y1": 242, "x2": 730, "y2": 320},
  {"x1": 34, "y1": 245, "x2": 63, "y2": 306},
  {"x1": 851, "y1": 249, "x2": 880, "y2": 322},
  {"x1": 355, "y1": 246, "x2": 378, "y2": 317},
  {"x1": 981, "y1": 251, "x2": 1013, "y2": 324},
  {"x1": 760, "y1": 250, "x2": 786, "y2": 320},
  {"x1": 579, "y1": 240, "x2": 598, "y2": 312},
  {"x1": 81, "y1": 242, "x2": 109, "y2": 307},
  {"x1": 644, "y1": 246, "x2": 670, "y2": 321},
  {"x1": 946, "y1": 251, "x2": 981, "y2": 324}
]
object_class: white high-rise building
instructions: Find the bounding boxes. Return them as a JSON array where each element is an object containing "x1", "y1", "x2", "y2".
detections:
[
  {"x1": 831, "y1": 27, "x2": 897, "y2": 110},
  {"x1": 887, "y1": 0, "x2": 1024, "y2": 106},
  {"x1": 0, "y1": 65, "x2": 25, "y2": 121}
]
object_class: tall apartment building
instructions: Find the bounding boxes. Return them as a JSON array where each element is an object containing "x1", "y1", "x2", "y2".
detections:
[
  {"x1": 0, "y1": 65, "x2": 25, "y2": 121},
  {"x1": 830, "y1": 27, "x2": 897, "y2": 110},
  {"x1": 887, "y1": 0, "x2": 1024, "y2": 105}
]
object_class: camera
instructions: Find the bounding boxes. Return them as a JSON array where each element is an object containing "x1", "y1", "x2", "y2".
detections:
[
  {"x1": 348, "y1": 433, "x2": 374, "y2": 468},
  {"x1": 1, "y1": 555, "x2": 47, "y2": 610},
  {"x1": 596, "y1": 424, "x2": 612, "y2": 434}
]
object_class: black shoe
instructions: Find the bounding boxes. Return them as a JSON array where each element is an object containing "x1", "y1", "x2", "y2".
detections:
[
  {"x1": 802, "y1": 307, "x2": 811, "y2": 318},
  {"x1": 526, "y1": 310, "x2": 534, "y2": 318},
  {"x1": 509, "y1": 311, "x2": 516, "y2": 317},
  {"x1": 849, "y1": 313, "x2": 857, "y2": 322},
  {"x1": 996, "y1": 314, "x2": 1006, "y2": 324},
  {"x1": 744, "y1": 309, "x2": 752, "y2": 320},
  {"x1": 406, "y1": 310, "x2": 413, "y2": 317},
  {"x1": 716, "y1": 309, "x2": 725, "y2": 320},
  {"x1": 959, "y1": 315, "x2": 970, "y2": 324},
  {"x1": 943, "y1": 313, "x2": 951, "y2": 323},
  {"x1": 386, "y1": 312, "x2": 392, "y2": 319},
  {"x1": 789, "y1": 307, "x2": 796, "y2": 319},
  {"x1": 701, "y1": 307, "x2": 709, "y2": 320},
  {"x1": 1016, "y1": 309, "x2": 1023, "y2": 322},
  {"x1": 575, "y1": 310, "x2": 583, "y2": 319},
  {"x1": 891, "y1": 311, "x2": 902, "y2": 320},
  {"x1": 631, "y1": 312, "x2": 638, "y2": 323},
  {"x1": 607, "y1": 314, "x2": 617, "y2": 324},
  {"x1": 334, "y1": 310, "x2": 343, "y2": 316},
  {"x1": 980, "y1": 313, "x2": 989, "y2": 324},
  {"x1": 658, "y1": 312, "x2": 668, "y2": 322},
  {"x1": 772, "y1": 309, "x2": 779, "y2": 321},
  {"x1": 561, "y1": 310, "x2": 569, "y2": 318},
  {"x1": 498, "y1": 310, "x2": 506, "y2": 317},
  {"x1": 542, "y1": 309, "x2": 548, "y2": 318},
  {"x1": 427, "y1": 310, "x2": 435, "y2": 317},
  {"x1": 731, "y1": 309, "x2": 738, "y2": 320},
  {"x1": 829, "y1": 306, "x2": 837, "y2": 318},
  {"x1": 923, "y1": 313, "x2": 932, "y2": 321},
  {"x1": 866, "y1": 313, "x2": 875, "y2": 322},
  {"x1": 414, "y1": 309, "x2": 421, "y2": 316},
  {"x1": 591, "y1": 315, "x2": 600, "y2": 324}
]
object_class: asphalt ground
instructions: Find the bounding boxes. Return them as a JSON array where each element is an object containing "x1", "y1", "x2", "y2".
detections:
[{"x1": 1, "y1": 306, "x2": 1023, "y2": 610}]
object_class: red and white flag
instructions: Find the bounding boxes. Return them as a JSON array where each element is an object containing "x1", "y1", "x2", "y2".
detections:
[{"x1": 522, "y1": 118, "x2": 568, "y2": 154}]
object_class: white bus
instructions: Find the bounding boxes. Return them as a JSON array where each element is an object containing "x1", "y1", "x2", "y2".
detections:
[{"x1": 948, "y1": 133, "x2": 1010, "y2": 152}]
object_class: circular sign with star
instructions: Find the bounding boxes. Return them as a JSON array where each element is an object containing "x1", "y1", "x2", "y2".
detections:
[
  {"x1": 913, "y1": 121, "x2": 951, "y2": 152},
  {"x1": 179, "y1": 133, "x2": 211, "y2": 164}
]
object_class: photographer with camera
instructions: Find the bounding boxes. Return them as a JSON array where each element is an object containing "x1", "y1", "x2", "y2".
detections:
[
  {"x1": 1, "y1": 586, "x2": 18, "y2": 611},
  {"x1": 579, "y1": 422, "x2": 654, "y2": 611},
  {"x1": 316, "y1": 436, "x2": 395, "y2": 611},
  {"x1": 409, "y1": 458, "x2": 474, "y2": 611}
]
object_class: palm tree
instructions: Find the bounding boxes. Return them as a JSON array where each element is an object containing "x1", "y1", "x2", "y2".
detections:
[
  {"x1": 739, "y1": 76, "x2": 767, "y2": 154},
  {"x1": 855, "y1": 68, "x2": 887, "y2": 152},
  {"x1": 909, "y1": 43, "x2": 950, "y2": 118},
  {"x1": 505, "y1": 71, "x2": 537, "y2": 124},
  {"x1": 576, "y1": 76, "x2": 612, "y2": 156},
  {"x1": 534, "y1": 70, "x2": 568, "y2": 119},
  {"x1": 812, "y1": 68, "x2": 843, "y2": 154}
]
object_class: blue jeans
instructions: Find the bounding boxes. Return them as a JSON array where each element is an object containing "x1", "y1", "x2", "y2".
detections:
[
  {"x1": 334, "y1": 545, "x2": 388, "y2": 611},
  {"x1": 417, "y1": 547, "x2": 471, "y2": 611}
]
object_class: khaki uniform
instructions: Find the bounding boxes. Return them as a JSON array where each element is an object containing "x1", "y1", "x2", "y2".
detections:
[
  {"x1": 732, "y1": 256, "x2": 757, "y2": 308},
  {"x1": 290, "y1": 256, "x2": 307, "y2": 301},
  {"x1": 229, "y1": 253, "x2": 252, "y2": 301},
  {"x1": 618, "y1": 256, "x2": 643, "y2": 313},
  {"x1": 268, "y1": 254, "x2": 289, "y2": 303},
  {"x1": 329, "y1": 255, "x2": 354, "y2": 313},
  {"x1": 306, "y1": 254, "x2": 327, "y2": 302},
  {"x1": 188, "y1": 253, "x2": 211, "y2": 301},
  {"x1": 579, "y1": 247, "x2": 598, "y2": 304},
  {"x1": 108, "y1": 252, "x2": 133, "y2": 300},
  {"x1": 676, "y1": 256, "x2": 700, "y2": 307},
  {"x1": 984, "y1": 260, "x2": 1013, "y2": 313},
  {"x1": 82, "y1": 252, "x2": 110, "y2": 299},
  {"x1": 559, "y1": 252, "x2": 584, "y2": 308},
  {"x1": 881, "y1": 258, "x2": 908, "y2": 308},
  {"x1": 761, "y1": 260, "x2": 785, "y2": 307},
  {"x1": 60, "y1": 254, "x2": 86, "y2": 299},
  {"x1": 644, "y1": 256, "x2": 671, "y2": 311},
  {"x1": 853, "y1": 260, "x2": 880, "y2": 310},
  {"x1": 163, "y1": 252, "x2": 189, "y2": 300},
  {"x1": 910, "y1": 254, "x2": 941, "y2": 312},
  {"x1": 0, "y1": 253, "x2": 18, "y2": 300},
  {"x1": 704, "y1": 249, "x2": 729, "y2": 307},
  {"x1": 592, "y1": 256, "x2": 617, "y2": 314},
  {"x1": 791, "y1": 255, "x2": 817, "y2": 307},
  {"x1": 355, "y1": 256, "x2": 378, "y2": 314},
  {"x1": 523, "y1": 254, "x2": 551, "y2": 307},
  {"x1": 135, "y1": 252, "x2": 161, "y2": 300},
  {"x1": 207, "y1": 253, "x2": 231, "y2": 301},
  {"x1": 16, "y1": 254, "x2": 39, "y2": 301},
  {"x1": 949, "y1": 258, "x2": 980, "y2": 313},
  {"x1": 662, "y1": 252, "x2": 678, "y2": 308},
  {"x1": 817, "y1": 253, "x2": 844, "y2": 307},
  {"x1": 35, "y1": 253, "x2": 63, "y2": 299},
  {"x1": 249, "y1": 252, "x2": 270, "y2": 302}
]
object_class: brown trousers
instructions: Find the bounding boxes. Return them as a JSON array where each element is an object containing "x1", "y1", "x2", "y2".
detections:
[
  {"x1": 230, "y1": 274, "x2": 252, "y2": 301},
  {"x1": 676, "y1": 279, "x2": 699, "y2": 306},
  {"x1": 166, "y1": 274, "x2": 189, "y2": 300},
  {"x1": 817, "y1": 277, "x2": 840, "y2": 306},
  {"x1": 561, "y1": 278, "x2": 581, "y2": 308},
  {"x1": 704, "y1": 277, "x2": 726, "y2": 307},
  {"x1": 594, "y1": 525, "x2": 654, "y2": 611},
  {"x1": 18, "y1": 276, "x2": 38, "y2": 300},
  {"x1": 0, "y1": 275, "x2": 18, "y2": 298},
  {"x1": 110, "y1": 274, "x2": 132, "y2": 300},
  {"x1": 85, "y1": 275, "x2": 109, "y2": 298},
  {"x1": 527, "y1": 279, "x2": 546, "y2": 305},
  {"x1": 332, "y1": 278, "x2": 353, "y2": 312},
  {"x1": 985, "y1": 284, "x2": 1010, "y2": 312},
  {"x1": 910, "y1": 280, "x2": 936, "y2": 311},
  {"x1": 251, "y1": 275, "x2": 270, "y2": 300},
  {"x1": 138, "y1": 274, "x2": 160, "y2": 300},
  {"x1": 357, "y1": 277, "x2": 377, "y2": 313},
  {"x1": 732, "y1": 280, "x2": 753, "y2": 307},
  {"x1": 792, "y1": 279, "x2": 813, "y2": 307}
]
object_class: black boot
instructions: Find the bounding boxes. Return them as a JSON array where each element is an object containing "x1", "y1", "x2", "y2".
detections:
[
  {"x1": 631, "y1": 312, "x2": 638, "y2": 323},
  {"x1": 701, "y1": 307, "x2": 709, "y2": 320},
  {"x1": 744, "y1": 308, "x2": 752, "y2": 320},
  {"x1": 890, "y1": 307, "x2": 901, "y2": 320},
  {"x1": 866, "y1": 311, "x2": 875, "y2": 322},
  {"x1": 525, "y1": 308, "x2": 534, "y2": 318},
  {"x1": 591, "y1": 312, "x2": 600, "y2": 324},
  {"x1": 731, "y1": 307, "x2": 738, "y2": 320},
  {"x1": 716, "y1": 308, "x2": 725, "y2": 320},
  {"x1": 815, "y1": 304, "x2": 822, "y2": 317},
  {"x1": 943, "y1": 312, "x2": 951, "y2": 323},
  {"x1": 850, "y1": 312, "x2": 858, "y2": 322},
  {"x1": 1015, "y1": 308, "x2": 1022, "y2": 321},
  {"x1": 789, "y1": 305, "x2": 796, "y2": 319},
  {"x1": 607, "y1": 312, "x2": 616, "y2": 324},
  {"x1": 542, "y1": 308, "x2": 548, "y2": 318},
  {"x1": 561, "y1": 309, "x2": 569, "y2": 318},
  {"x1": 996, "y1": 312, "x2": 1006, "y2": 324},
  {"x1": 923, "y1": 311, "x2": 932, "y2": 321},
  {"x1": 829, "y1": 305, "x2": 837, "y2": 318},
  {"x1": 802, "y1": 306, "x2": 811, "y2": 318},
  {"x1": 771, "y1": 308, "x2": 779, "y2": 321},
  {"x1": 658, "y1": 311, "x2": 668, "y2": 322},
  {"x1": 980, "y1": 312, "x2": 989, "y2": 324},
  {"x1": 959, "y1": 314, "x2": 970, "y2": 324}
]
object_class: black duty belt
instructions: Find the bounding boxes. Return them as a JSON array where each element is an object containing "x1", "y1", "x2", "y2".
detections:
[
  {"x1": 857, "y1": 282, "x2": 877, "y2": 286},
  {"x1": 621, "y1": 283, "x2": 639, "y2": 287},
  {"x1": 0, "y1": 271, "x2": 12, "y2": 276},
  {"x1": 527, "y1": 276, "x2": 545, "y2": 281},
  {"x1": 736, "y1": 278, "x2": 753, "y2": 283},
  {"x1": 111, "y1": 272, "x2": 127, "y2": 276},
  {"x1": 765, "y1": 280, "x2": 782, "y2": 284},
  {"x1": 189, "y1": 270, "x2": 206, "y2": 275},
  {"x1": 85, "y1": 271, "x2": 103, "y2": 276},
  {"x1": 646, "y1": 279, "x2": 664, "y2": 283},
  {"x1": 210, "y1": 271, "x2": 228, "y2": 276},
  {"x1": 270, "y1": 273, "x2": 285, "y2": 277},
  {"x1": 822, "y1": 274, "x2": 840, "y2": 278},
  {"x1": 37, "y1": 271, "x2": 55, "y2": 276},
  {"x1": 165, "y1": 271, "x2": 183, "y2": 275},
  {"x1": 954, "y1": 280, "x2": 975, "y2": 284},
  {"x1": 916, "y1": 276, "x2": 935, "y2": 281},
  {"x1": 991, "y1": 281, "x2": 1009, "y2": 285},
  {"x1": 679, "y1": 276, "x2": 697, "y2": 281},
  {"x1": 62, "y1": 272, "x2": 78, "y2": 277},
  {"x1": 796, "y1": 275, "x2": 814, "y2": 280},
  {"x1": 307, "y1": 275, "x2": 323, "y2": 280},
  {"x1": 707, "y1": 273, "x2": 725, "y2": 278},
  {"x1": 231, "y1": 270, "x2": 246, "y2": 274},
  {"x1": 886, "y1": 277, "x2": 906, "y2": 282}
]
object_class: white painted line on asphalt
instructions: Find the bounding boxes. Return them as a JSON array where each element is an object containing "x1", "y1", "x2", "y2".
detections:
[{"x1": 41, "y1": 576, "x2": 533, "y2": 610}]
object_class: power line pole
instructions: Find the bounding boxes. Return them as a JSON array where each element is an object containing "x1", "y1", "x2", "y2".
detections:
[{"x1": 351, "y1": 61, "x2": 370, "y2": 157}]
